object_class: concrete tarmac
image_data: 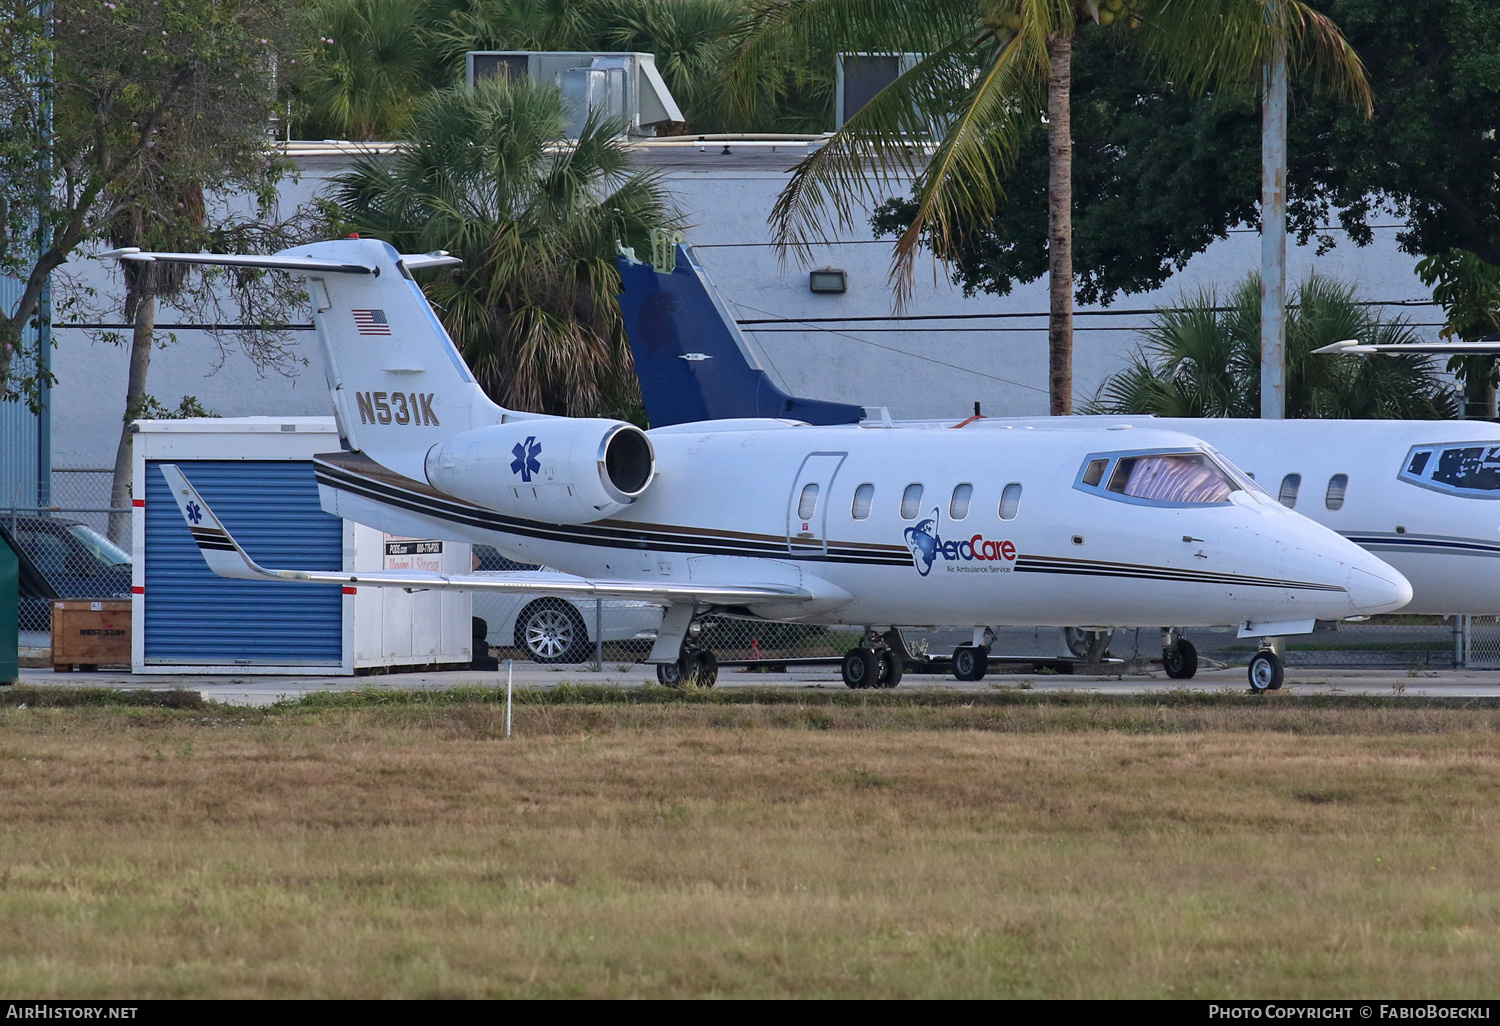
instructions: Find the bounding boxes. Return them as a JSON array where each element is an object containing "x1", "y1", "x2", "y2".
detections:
[{"x1": 14, "y1": 662, "x2": 1500, "y2": 706}]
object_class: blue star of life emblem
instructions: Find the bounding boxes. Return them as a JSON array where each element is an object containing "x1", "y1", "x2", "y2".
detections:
[
  {"x1": 185, "y1": 501, "x2": 203, "y2": 525},
  {"x1": 511, "y1": 436, "x2": 541, "y2": 482}
]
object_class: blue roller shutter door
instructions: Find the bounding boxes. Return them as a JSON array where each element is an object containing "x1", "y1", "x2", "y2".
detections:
[{"x1": 143, "y1": 460, "x2": 344, "y2": 664}]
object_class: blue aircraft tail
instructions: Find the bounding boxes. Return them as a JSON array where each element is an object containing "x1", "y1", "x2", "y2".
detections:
[{"x1": 617, "y1": 245, "x2": 864, "y2": 428}]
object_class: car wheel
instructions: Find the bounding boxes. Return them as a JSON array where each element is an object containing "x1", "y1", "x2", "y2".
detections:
[{"x1": 515, "y1": 601, "x2": 587, "y2": 663}]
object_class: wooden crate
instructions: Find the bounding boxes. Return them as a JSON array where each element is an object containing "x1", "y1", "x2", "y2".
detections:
[{"x1": 51, "y1": 600, "x2": 132, "y2": 671}]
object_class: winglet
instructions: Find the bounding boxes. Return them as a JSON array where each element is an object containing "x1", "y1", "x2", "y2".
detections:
[
  {"x1": 1312, "y1": 339, "x2": 1367, "y2": 355},
  {"x1": 157, "y1": 465, "x2": 290, "y2": 582}
]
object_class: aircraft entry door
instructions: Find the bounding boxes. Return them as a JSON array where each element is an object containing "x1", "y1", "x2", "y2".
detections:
[{"x1": 787, "y1": 452, "x2": 847, "y2": 555}]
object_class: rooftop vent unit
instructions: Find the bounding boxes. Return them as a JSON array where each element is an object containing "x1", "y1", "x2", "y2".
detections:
[
  {"x1": 466, "y1": 51, "x2": 684, "y2": 138},
  {"x1": 835, "y1": 53, "x2": 923, "y2": 130}
]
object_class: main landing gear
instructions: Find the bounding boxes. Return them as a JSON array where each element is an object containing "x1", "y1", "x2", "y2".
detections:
[
  {"x1": 1161, "y1": 630, "x2": 1198, "y2": 680},
  {"x1": 656, "y1": 645, "x2": 719, "y2": 688},
  {"x1": 841, "y1": 629, "x2": 908, "y2": 689},
  {"x1": 653, "y1": 610, "x2": 718, "y2": 688}
]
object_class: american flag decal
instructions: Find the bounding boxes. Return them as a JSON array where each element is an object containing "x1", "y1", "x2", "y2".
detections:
[{"x1": 351, "y1": 309, "x2": 391, "y2": 335}]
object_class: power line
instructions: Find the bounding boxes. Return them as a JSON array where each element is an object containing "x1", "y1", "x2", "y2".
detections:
[
  {"x1": 55, "y1": 323, "x2": 315, "y2": 331},
  {"x1": 735, "y1": 298, "x2": 1439, "y2": 326},
  {"x1": 745, "y1": 322, "x2": 1451, "y2": 334},
  {"x1": 730, "y1": 301, "x2": 1052, "y2": 396}
]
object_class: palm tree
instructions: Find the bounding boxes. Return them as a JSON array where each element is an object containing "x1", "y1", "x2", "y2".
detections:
[
  {"x1": 729, "y1": 0, "x2": 1371, "y2": 414},
  {"x1": 328, "y1": 78, "x2": 683, "y2": 417},
  {"x1": 294, "y1": 0, "x2": 434, "y2": 141},
  {"x1": 1087, "y1": 273, "x2": 1457, "y2": 420}
]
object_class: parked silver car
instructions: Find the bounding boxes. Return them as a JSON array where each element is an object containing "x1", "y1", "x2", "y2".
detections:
[{"x1": 470, "y1": 545, "x2": 663, "y2": 663}]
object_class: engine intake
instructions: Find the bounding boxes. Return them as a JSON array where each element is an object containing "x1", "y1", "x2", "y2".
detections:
[{"x1": 424, "y1": 418, "x2": 655, "y2": 524}]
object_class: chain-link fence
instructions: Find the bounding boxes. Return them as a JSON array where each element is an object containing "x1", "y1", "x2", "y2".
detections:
[
  {"x1": 1460, "y1": 616, "x2": 1500, "y2": 669},
  {"x1": 5, "y1": 469, "x2": 131, "y2": 641},
  {"x1": 1171, "y1": 619, "x2": 1461, "y2": 671}
]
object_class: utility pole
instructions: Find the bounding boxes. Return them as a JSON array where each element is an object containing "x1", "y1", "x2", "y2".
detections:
[
  {"x1": 35, "y1": 0, "x2": 53, "y2": 508},
  {"x1": 1260, "y1": 30, "x2": 1288, "y2": 421}
]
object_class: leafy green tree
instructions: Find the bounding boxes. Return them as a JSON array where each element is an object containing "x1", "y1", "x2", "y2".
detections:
[
  {"x1": 877, "y1": 1, "x2": 1500, "y2": 315},
  {"x1": 291, "y1": 0, "x2": 434, "y2": 141},
  {"x1": 729, "y1": 0, "x2": 1369, "y2": 415},
  {"x1": 292, "y1": 0, "x2": 823, "y2": 139},
  {"x1": 871, "y1": 29, "x2": 1262, "y2": 307},
  {"x1": 1088, "y1": 273, "x2": 1457, "y2": 419},
  {"x1": 328, "y1": 78, "x2": 682, "y2": 416},
  {"x1": 0, "y1": 0, "x2": 293, "y2": 405},
  {"x1": 1415, "y1": 250, "x2": 1500, "y2": 419}
]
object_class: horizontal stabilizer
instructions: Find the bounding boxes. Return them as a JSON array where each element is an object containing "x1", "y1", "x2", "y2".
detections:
[{"x1": 158, "y1": 464, "x2": 812, "y2": 606}]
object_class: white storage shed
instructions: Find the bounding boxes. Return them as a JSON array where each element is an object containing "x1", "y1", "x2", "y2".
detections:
[{"x1": 131, "y1": 417, "x2": 471, "y2": 674}]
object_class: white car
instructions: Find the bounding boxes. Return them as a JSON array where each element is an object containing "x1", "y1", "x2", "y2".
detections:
[{"x1": 470, "y1": 545, "x2": 663, "y2": 663}]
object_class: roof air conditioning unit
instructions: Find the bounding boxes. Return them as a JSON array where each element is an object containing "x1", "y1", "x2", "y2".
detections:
[
  {"x1": 835, "y1": 52, "x2": 923, "y2": 130},
  {"x1": 466, "y1": 51, "x2": 684, "y2": 139}
]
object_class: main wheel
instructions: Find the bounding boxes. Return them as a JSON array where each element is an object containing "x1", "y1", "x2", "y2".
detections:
[
  {"x1": 877, "y1": 649, "x2": 903, "y2": 689},
  {"x1": 1162, "y1": 638, "x2": 1198, "y2": 680},
  {"x1": 691, "y1": 649, "x2": 718, "y2": 688},
  {"x1": 841, "y1": 647, "x2": 879, "y2": 689},
  {"x1": 656, "y1": 659, "x2": 683, "y2": 687},
  {"x1": 515, "y1": 601, "x2": 588, "y2": 663},
  {"x1": 1248, "y1": 650, "x2": 1284, "y2": 693},
  {"x1": 952, "y1": 644, "x2": 988, "y2": 682}
]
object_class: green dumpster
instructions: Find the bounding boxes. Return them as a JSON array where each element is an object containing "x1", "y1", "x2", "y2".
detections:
[{"x1": 0, "y1": 532, "x2": 17, "y2": 683}]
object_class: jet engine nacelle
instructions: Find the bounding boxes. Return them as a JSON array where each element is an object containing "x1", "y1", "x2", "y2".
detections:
[{"x1": 424, "y1": 419, "x2": 655, "y2": 524}]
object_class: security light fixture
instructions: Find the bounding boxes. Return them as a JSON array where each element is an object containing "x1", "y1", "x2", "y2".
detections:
[{"x1": 809, "y1": 268, "x2": 847, "y2": 294}]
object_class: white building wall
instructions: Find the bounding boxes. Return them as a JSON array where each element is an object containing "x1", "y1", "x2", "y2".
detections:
[{"x1": 46, "y1": 142, "x2": 1443, "y2": 476}]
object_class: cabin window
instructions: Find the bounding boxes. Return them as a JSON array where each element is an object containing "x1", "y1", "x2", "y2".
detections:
[
  {"x1": 998, "y1": 483, "x2": 1022, "y2": 521},
  {"x1": 900, "y1": 484, "x2": 924, "y2": 520},
  {"x1": 851, "y1": 483, "x2": 874, "y2": 520},
  {"x1": 1326, "y1": 474, "x2": 1348, "y2": 511},
  {"x1": 1081, "y1": 459, "x2": 1108, "y2": 487},
  {"x1": 796, "y1": 483, "x2": 819, "y2": 521},
  {"x1": 949, "y1": 483, "x2": 973, "y2": 520},
  {"x1": 1278, "y1": 474, "x2": 1301, "y2": 509}
]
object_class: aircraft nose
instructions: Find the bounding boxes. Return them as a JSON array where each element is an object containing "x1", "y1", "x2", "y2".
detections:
[{"x1": 1345, "y1": 559, "x2": 1413, "y2": 615}]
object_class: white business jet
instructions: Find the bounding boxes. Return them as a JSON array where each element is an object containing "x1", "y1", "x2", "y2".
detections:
[{"x1": 104, "y1": 239, "x2": 1411, "y2": 692}]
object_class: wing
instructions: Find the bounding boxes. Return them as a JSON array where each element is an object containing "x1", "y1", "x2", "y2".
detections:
[
  {"x1": 156, "y1": 464, "x2": 811, "y2": 606},
  {"x1": 1314, "y1": 336, "x2": 1500, "y2": 356},
  {"x1": 99, "y1": 247, "x2": 461, "y2": 275}
]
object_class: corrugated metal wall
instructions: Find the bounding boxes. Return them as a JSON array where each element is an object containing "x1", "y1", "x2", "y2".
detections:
[
  {"x1": 0, "y1": 276, "x2": 40, "y2": 509},
  {"x1": 142, "y1": 460, "x2": 344, "y2": 664}
]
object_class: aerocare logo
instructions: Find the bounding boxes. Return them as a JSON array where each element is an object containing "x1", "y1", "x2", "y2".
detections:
[{"x1": 903, "y1": 507, "x2": 1016, "y2": 577}]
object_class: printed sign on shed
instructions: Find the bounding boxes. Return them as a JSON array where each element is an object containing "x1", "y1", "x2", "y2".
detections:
[{"x1": 384, "y1": 539, "x2": 444, "y2": 573}]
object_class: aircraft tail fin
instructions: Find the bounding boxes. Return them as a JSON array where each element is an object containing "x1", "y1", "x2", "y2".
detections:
[
  {"x1": 617, "y1": 244, "x2": 864, "y2": 428},
  {"x1": 106, "y1": 239, "x2": 511, "y2": 481}
]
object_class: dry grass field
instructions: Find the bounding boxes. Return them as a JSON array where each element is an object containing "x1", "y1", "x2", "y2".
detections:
[{"x1": 0, "y1": 686, "x2": 1497, "y2": 998}]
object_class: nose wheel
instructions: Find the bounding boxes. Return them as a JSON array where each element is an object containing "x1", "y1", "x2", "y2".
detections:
[{"x1": 1248, "y1": 649, "x2": 1284, "y2": 692}]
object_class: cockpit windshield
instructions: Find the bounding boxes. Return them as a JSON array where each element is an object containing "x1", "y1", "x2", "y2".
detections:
[
  {"x1": 1075, "y1": 450, "x2": 1240, "y2": 507},
  {"x1": 1399, "y1": 443, "x2": 1500, "y2": 498}
]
